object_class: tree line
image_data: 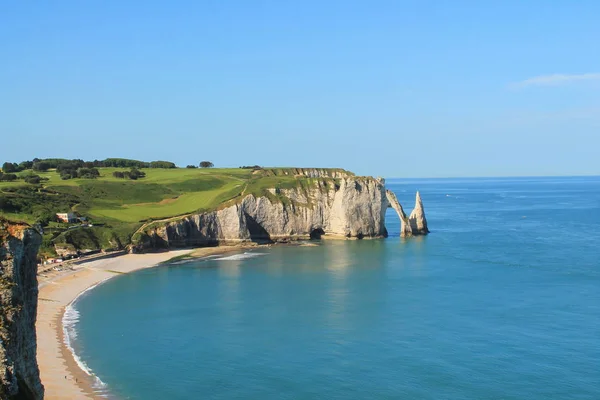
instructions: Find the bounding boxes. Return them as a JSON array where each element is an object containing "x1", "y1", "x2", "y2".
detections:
[
  {"x1": 1, "y1": 158, "x2": 179, "y2": 174},
  {"x1": 1, "y1": 158, "x2": 217, "y2": 174}
]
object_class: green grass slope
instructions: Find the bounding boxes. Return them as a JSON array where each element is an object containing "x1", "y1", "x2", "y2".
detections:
[{"x1": 0, "y1": 167, "x2": 352, "y2": 256}]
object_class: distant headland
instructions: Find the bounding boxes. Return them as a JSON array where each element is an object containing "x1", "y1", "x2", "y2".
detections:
[{"x1": 0, "y1": 158, "x2": 428, "y2": 260}]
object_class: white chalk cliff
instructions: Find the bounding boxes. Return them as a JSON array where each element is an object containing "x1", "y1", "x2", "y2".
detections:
[
  {"x1": 0, "y1": 221, "x2": 44, "y2": 400},
  {"x1": 134, "y1": 174, "x2": 428, "y2": 250}
]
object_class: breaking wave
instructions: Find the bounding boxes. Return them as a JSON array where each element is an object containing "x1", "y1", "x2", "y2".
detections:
[
  {"x1": 213, "y1": 252, "x2": 268, "y2": 261},
  {"x1": 62, "y1": 280, "x2": 111, "y2": 396}
]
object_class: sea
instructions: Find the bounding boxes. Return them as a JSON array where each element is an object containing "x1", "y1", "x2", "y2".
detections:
[{"x1": 67, "y1": 177, "x2": 600, "y2": 399}]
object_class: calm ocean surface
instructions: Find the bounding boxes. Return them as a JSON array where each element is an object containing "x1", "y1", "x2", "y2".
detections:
[{"x1": 72, "y1": 177, "x2": 600, "y2": 399}]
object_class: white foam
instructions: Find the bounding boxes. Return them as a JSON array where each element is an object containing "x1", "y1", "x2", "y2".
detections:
[
  {"x1": 213, "y1": 252, "x2": 267, "y2": 261},
  {"x1": 168, "y1": 258, "x2": 199, "y2": 266},
  {"x1": 62, "y1": 279, "x2": 110, "y2": 393}
]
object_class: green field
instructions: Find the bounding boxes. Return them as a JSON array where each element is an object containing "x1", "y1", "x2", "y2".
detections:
[
  {"x1": 1, "y1": 168, "x2": 252, "y2": 222},
  {"x1": 0, "y1": 166, "x2": 349, "y2": 256}
]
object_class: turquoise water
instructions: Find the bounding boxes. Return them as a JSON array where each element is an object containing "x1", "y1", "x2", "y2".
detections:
[{"x1": 72, "y1": 177, "x2": 600, "y2": 399}]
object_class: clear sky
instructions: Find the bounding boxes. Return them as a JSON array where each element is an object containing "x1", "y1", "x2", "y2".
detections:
[{"x1": 1, "y1": 1, "x2": 599, "y2": 177}]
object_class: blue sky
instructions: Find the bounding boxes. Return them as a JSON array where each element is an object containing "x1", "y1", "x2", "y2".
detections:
[{"x1": 1, "y1": 1, "x2": 599, "y2": 177}]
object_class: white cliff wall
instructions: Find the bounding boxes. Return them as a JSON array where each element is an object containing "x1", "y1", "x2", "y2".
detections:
[
  {"x1": 136, "y1": 177, "x2": 389, "y2": 249},
  {"x1": 135, "y1": 175, "x2": 429, "y2": 250},
  {"x1": 0, "y1": 222, "x2": 44, "y2": 400}
]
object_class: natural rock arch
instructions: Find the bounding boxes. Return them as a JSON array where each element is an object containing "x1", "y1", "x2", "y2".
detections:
[{"x1": 385, "y1": 190, "x2": 428, "y2": 237}]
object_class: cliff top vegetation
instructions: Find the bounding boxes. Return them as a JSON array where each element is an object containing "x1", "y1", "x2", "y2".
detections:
[{"x1": 0, "y1": 158, "x2": 354, "y2": 256}]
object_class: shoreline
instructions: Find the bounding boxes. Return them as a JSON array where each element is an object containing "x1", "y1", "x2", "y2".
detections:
[{"x1": 37, "y1": 245, "x2": 252, "y2": 400}]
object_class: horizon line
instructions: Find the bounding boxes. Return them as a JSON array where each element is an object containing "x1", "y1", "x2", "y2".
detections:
[{"x1": 384, "y1": 174, "x2": 600, "y2": 179}]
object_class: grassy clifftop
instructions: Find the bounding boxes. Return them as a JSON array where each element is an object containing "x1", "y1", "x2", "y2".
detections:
[{"x1": 0, "y1": 167, "x2": 353, "y2": 256}]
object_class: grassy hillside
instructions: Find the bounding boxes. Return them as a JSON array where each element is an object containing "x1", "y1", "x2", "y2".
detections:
[
  {"x1": 0, "y1": 166, "x2": 351, "y2": 256},
  {"x1": 0, "y1": 168, "x2": 249, "y2": 221}
]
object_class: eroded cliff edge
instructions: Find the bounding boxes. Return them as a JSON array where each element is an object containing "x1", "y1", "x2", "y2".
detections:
[
  {"x1": 133, "y1": 172, "x2": 428, "y2": 251},
  {"x1": 0, "y1": 220, "x2": 44, "y2": 400}
]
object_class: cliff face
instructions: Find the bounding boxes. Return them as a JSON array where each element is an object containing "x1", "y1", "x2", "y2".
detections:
[
  {"x1": 135, "y1": 175, "x2": 428, "y2": 250},
  {"x1": 261, "y1": 168, "x2": 354, "y2": 178},
  {"x1": 136, "y1": 176, "x2": 388, "y2": 249},
  {"x1": 0, "y1": 221, "x2": 44, "y2": 400}
]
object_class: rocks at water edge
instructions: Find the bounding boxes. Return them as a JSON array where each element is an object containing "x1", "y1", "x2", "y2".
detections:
[{"x1": 0, "y1": 220, "x2": 44, "y2": 400}]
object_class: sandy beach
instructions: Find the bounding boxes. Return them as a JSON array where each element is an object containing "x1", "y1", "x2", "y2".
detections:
[{"x1": 36, "y1": 246, "x2": 247, "y2": 399}]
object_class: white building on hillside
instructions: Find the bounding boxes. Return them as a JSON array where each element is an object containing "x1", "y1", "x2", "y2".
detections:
[{"x1": 56, "y1": 213, "x2": 78, "y2": 223}]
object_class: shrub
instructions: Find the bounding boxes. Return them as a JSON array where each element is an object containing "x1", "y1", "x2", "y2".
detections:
[
  {"x1": 0, "y1": 196, "x2": 17, "y2": 212},
  {"x1": 0, "y1": 173, "x2": 17, "y2": 181},
  {"x1": 77, "y1": 167, "x2": 100, "y2": 179},
  {"x1": 60, "y1": 169, "x2": 78, "y2": 180},
  {"x1": 126, "y1": 168, "x2": 146, "y2": 180},
  {"x1": 25, "y1": 176, "x2": 41, "y2": 184}
]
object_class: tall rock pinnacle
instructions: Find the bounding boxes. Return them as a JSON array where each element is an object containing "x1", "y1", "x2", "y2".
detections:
[{"x1": 408, "y1": 191, "x2": 429, "y2": 235}]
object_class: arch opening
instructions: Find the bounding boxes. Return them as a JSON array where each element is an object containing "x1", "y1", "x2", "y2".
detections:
[
  {"x1": 309, "y1": 228, "x2": 325, "y2": 240},
  {"x1": 385, "y1": 189, "x2": 412, "y2": 237}
]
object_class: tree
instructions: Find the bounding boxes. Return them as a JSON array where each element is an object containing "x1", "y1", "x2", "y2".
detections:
[
  {"x1": 186, "y1": 165, "x2": 197, "y2": 169},
  {"x1": 199, "y1": 161, "x2": 214, "y2": 168},
  {"x1": 149, "y1": 161, "x2": 176, "y2": 169},
  {"x1": 77, "y1": 167, "x2": 100, "y2": 179},
  {"x1": 127, "y1": 167, "x2": 145, "y2": 179},
  {"x1": 18, "y1": 160, "x2": 34, "y2": 170},
  {"x1": 2, "y1": 162, "x2": 18, "y2": 173},
  {"x1": 32, "y1": 161, "x2": 51, "y2": 172},
  {"x1": 25, "y1": 176, "x2": 41, "y2": 184},
  {"x1": 0, "y1": 173, "x2": 17, "y2": 181}
]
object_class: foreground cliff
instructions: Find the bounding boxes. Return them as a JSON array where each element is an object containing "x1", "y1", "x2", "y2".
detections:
[
  {"x1": 133, "y1": 173, "x2": 428, "y2": 251},
  {"x1": 0, "y1": 221, "x2": 44, "y2": 400}
]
